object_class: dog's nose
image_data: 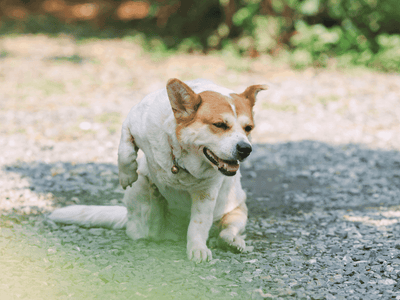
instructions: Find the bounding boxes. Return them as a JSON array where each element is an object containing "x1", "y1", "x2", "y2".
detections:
[{"x1": 236, "y1": 141, "x2": 252, "y2": 160}]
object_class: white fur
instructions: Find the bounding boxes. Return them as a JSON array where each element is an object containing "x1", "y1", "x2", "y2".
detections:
[
  {"x1": 49, "y1": 79, "x2": 259, "y2": 263},
  {"x1": 49, "y1": 205, "x2": 128, "y2": 229}
]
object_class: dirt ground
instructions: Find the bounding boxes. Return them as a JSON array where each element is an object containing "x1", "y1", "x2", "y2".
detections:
[{"x1": 1, "y1": 35, "x2": 400, "y2": 300}]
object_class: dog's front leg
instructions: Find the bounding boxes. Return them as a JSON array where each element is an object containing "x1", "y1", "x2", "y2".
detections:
[
  {"x1": 219, "y1": 201, "x2": 248, "y2": 252},
  {"x1": 187, "y1": 190, "x2": 219, "y2": 263},
  {"x1": 118, "y1": 121, "x2": 139, "y2": 189}
]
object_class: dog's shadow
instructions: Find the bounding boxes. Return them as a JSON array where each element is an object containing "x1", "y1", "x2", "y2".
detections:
[
  {"x1": 3, "y1": 140, "x2": 400, "y2": 219},
  {"x1": 3, "y1": 161, "x2": 124, "y2": 209}
]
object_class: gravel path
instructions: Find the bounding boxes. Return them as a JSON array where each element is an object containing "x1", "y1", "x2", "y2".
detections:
[{"x1": 1, "y1": 35, "x2": 400, "y2": 299}]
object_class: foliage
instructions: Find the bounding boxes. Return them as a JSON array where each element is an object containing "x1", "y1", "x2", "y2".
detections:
[{"x1": 0, "y1": 0, "x2": 399, "y2": 71}]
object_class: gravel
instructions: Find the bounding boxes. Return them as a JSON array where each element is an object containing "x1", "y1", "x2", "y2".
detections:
[{"x1": 1, "y1": 35, "x2": 400, "y2": 299}]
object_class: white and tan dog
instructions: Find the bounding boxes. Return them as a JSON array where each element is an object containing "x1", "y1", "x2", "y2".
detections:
[{"x1": 49, "y1": 78, "x2": 267, "y2": 262}]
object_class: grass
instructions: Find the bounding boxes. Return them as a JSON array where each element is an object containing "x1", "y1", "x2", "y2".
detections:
[
  {"x1": 262, "y1": 102, "x2": 298, "y2": 112},
  {"x1": 0, "y1": 216, "x2": 261, "y2": 300},
  {"x1": 0, "y1": 50, "x2": 9, "y2": 58},
  {"x1": 317, "y1": 95, "x2": 340, "y2": 107},
  {"x1": 49, "y1": 54, "x2": 85, "y2": 64},
  {"x1": 17, "y1": 79, "x2": 65, "y2": 97},
  {"x1": 94, "y1": 112, "x2": 122, "y2": 135}
]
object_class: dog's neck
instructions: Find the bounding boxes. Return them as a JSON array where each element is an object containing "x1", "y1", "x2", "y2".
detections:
[
  {"x1": 171, "y1": 150, "x2": 189, "y2": 174},
  {"x1": 167, "y1": 134, "x2": 189, "y2": 174},
  {"x1": 166, "y1": 120, "x2": 216, "y2": 178}
]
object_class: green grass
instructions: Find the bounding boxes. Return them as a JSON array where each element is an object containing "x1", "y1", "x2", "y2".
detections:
[
  {"x1": 0, "y1": 216, "x2": 263, "y2": 300},
  {"x1": 317, "y1": 95, "x2": 340, "y2": 107},
  {"x1": 50, "y1": 54, "x2": 85, "y2": 64},
  {"x1": 262, "y1": 102, "x2": 298, "y2": 112},
  {"x1": 94, "y1": 112, "x2": 122, "y2": 135},
  {"x1": 17, "y1": 79, "x2": 65, "y2": 97}
]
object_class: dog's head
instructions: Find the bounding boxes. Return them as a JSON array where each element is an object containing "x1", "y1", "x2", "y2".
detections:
[{"x1": 167, "y1": 78, "x2": 267, "y2": 177}]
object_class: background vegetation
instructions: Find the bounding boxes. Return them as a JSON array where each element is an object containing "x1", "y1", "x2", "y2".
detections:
[{"x1": 0, "y1": 0, "x2": 399, "y2": 71}]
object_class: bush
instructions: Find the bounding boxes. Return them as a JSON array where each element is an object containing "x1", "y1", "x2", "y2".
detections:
[{"x1": 0, "y1": 0, "x2": 399, "y2": 72}]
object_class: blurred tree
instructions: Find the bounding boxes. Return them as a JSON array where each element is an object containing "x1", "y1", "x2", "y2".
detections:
[{"x1": 0, "y1": 0, "x2": 399, "y2": 70}]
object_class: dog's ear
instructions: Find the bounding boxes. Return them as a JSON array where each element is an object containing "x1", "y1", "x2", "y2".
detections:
[
  {"x1": 240, "y1": 84, "x2": 268, "y2": 107},
  {"x1": 167, "y1": 78, "x2": 202, "y2": 122}
]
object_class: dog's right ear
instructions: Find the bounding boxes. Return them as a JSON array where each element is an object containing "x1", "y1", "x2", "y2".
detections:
[{"x1": 167, "y1": 78, "x2": 202, "y2": 122}]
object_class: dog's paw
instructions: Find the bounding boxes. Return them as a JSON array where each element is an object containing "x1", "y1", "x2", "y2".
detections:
[
  {"x1": 187, "y1": 244, "x2": 212, "y2": 263},
  {"x1": 219, "y1": 229, "x2": 246, "y2": 253},
  {"x1": 119, "y1": 168, "x2": 138, "y2": 190}
]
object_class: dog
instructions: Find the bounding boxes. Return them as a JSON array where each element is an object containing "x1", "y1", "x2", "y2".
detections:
[{"x1": 49, "y1": 78, "x2": 267, "y2": 263}]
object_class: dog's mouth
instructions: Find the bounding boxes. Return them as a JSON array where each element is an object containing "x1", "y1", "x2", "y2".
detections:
[{"x1": 203, "y1": 147, "x2": 239, "y2": 176}]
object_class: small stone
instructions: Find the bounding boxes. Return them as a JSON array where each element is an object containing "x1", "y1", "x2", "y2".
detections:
[
  {"x1": 369, "y1": 250, "x2": 377, "y2": 262},
  {"x1": 71, "y1": 197, "x2": 80, "y2": 203},
  {"x1": 248, "y1": 171, "x2": 257, "y2": 178},
  {"x1": 347, "y1": 228, "x2": 362, "y2": 239},
  {"x1": 62, "y1": 225, "x2": 78, "y2": 232},
  {"x1": 379, "y1": 279, "x2": 396, "y2": 285},
  {"x1": 343, "y1": 254, "x2": 352, "y2": 263},
  {"x1": 308, "y1": 258, "x2": 317, "y2": 264},
  {"x1": 47, "y1": 248, "x2": 57, "y2": 255},
  {"x1": 333, "y1": 274, "x2": 344, "y2": 283},
  {"x1": 88, "y1": 228, "x2": 105, "y2": 236},
  {"x1": 359, "y1": 275, "x2": 369, "y2": 284},
  {"x1": 325, "y1": 294, "x2": 336, "y2": 300},
  {"x1": 330, "y1": 246, "x2": 342, "y2": 254},
  {"x1": 251, "y1": 289, "x2": 276, "y2": 299},
  {"x1": 43, "y1": 218, "x2": 59, "y2": 230}
]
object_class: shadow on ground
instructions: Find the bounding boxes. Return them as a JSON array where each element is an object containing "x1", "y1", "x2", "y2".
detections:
[
  {"x1": 242, "y1": 140, "x2": 400, "y2": 217},
  {"x1": 3, "y1": 140, "x2": 400, "y2": 219},
  {"x1": 3, "y1": 140, "x2": 400, "y2": 299}
]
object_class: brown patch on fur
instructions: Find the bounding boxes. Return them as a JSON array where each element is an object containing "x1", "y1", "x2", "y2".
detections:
[
  {"x1": 175, "y1": 90, "x2": 237, "y2": 140},
  {"x1": 230, "y1": 94, "x2": 253, "y2": 118},
  {"x1": 229, "y1": 84, "x2": 267, "y2": 133},
  {"x1": 166, "y1": 78, "x2": 203, "y2": 140},
  {"x1": 129, "y1": 134, "x2": 139, "y2": 152},
  {"x1": 196, "y1": 91, "x2": 235, "y2": 135},
  {"x1": 167, "y1": 78, "x2": 202, "y2": 125},
  {"x1": 229, "y1": 93, "x2": 254, "y2": 133},
  {"x1": 219, "y1": 202, "x2": 248, "y2": 230},
  {"x1": 239, "y1": 84, "x2": 268, "y2": 107}
]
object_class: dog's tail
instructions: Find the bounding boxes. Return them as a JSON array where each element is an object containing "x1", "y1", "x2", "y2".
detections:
[{"x1": 48, "y1": 205, "x2": 128, "y2": 229}]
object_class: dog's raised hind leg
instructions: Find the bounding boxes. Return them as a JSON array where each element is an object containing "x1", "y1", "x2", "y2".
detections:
[{"x1": 118, "y1": 121, "x2": 139, "y2": 189}]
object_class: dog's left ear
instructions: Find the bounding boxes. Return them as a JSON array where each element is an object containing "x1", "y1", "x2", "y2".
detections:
[
  {"x1": 167, "y1": 78, "x2": 202, "y2": 122},
  {"x1": 240, "y1": 84, "x2": 268, "y2": 107}
]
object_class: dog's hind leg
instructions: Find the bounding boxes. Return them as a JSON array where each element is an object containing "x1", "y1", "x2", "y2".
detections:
[
  {"x1": 218, "y1": 201, "x2": 248, "y2": 253},
  {"x1": 123, "y1": 174, "x2": 166, "y2": 241},
  {"x1": 118, "y1": 121, "x2": 139, "y2": 189}
]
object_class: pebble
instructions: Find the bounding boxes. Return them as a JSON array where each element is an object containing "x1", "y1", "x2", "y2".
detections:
[{"x1": 88, "y1": 228, "x2": 105, "y2": 236}]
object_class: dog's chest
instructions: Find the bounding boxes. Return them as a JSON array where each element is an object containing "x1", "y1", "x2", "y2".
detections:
[
  {"x1": 159, "y1": 185, "x2": 192, "y2": 219},
  {"x1": 147, "y1": 162, "x2": 221, "y2": 210}
]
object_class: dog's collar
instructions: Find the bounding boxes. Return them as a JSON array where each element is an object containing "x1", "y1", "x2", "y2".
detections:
[
  {"x1": 168, "y1": 134, "x2": 191, "y2": 175},
  {"x1": 171, "y1": 152, "x2": 189, "y2": 174}
]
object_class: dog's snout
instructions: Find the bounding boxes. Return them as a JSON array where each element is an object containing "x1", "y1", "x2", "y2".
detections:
[{"x1": 236, "y1": 141, "x2": 252, "y2": 159}]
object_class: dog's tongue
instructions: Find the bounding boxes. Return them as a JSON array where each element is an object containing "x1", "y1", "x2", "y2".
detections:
[
  {"x1": 204, "y1": 148, "x2": 239, "y2": 174},
  {"x1": 218, "y1": 159, "x2": 239, "y2": 173}
]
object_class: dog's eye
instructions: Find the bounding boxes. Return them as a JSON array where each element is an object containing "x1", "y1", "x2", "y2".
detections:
[
  {"x1": 213, "y1": 122, "x2": 228, "y2": 130},
  {"x1": 244, "y1": 125, "x2": 253, "y2": 132}
]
